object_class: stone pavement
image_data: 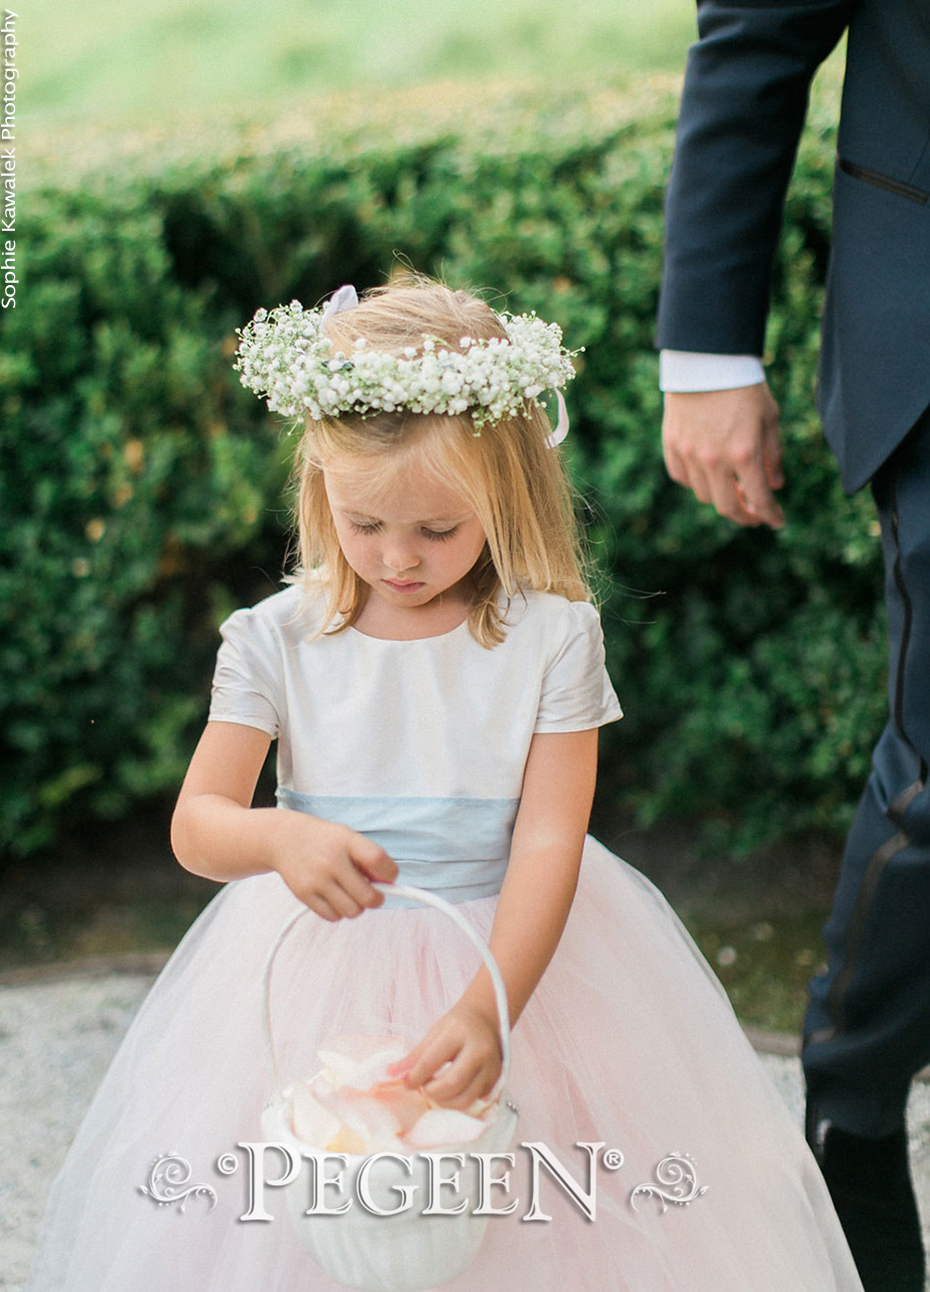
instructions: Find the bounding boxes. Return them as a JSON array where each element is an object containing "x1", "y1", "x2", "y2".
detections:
[{"x1": 2, "y1": 970, "x2": 929, "y2": 1291}]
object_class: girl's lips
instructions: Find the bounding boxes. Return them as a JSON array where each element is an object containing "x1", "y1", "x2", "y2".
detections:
[{"x1": 384, "y1": 579, "x2": 425, "y2": 593}]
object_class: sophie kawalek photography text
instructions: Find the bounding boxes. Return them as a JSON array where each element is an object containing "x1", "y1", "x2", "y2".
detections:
[{"x1": 1, "y1": 9, "x2": 16, "y2": 309}]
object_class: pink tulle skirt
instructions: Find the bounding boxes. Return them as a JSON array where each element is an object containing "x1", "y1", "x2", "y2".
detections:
[{"x1": 28, "y1": 839, "x2": 861, "y2": 1291}]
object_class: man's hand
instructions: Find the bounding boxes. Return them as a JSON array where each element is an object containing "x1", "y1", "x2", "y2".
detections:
[{"x1": 662, "y1": 383, "x2": 785, "y2": 529}]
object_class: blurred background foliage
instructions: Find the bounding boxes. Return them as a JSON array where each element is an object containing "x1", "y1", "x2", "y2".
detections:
[
  {"x1": 22, "y1": 0, "x2": 695, "y2": 126},
  {"x1": 3, "y1": 6, "x2": 880, "y2": 885}
]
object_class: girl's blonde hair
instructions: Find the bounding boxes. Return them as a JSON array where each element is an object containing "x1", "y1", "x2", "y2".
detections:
[{"x1": 293, "y1": 276, "x2": 590, "y2": 646}]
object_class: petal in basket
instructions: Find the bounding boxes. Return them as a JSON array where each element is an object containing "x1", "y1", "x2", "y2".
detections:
[
  {"x1": 289, "y1": 1033, "x2": 495, "y2": 1156},
  {"x1": 261, "y1": 885, "x2": 520, "y2": 1292}
]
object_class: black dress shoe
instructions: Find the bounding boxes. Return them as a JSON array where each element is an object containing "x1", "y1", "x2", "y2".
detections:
[{"x1": 810, "y1": 1121, "x2": 925, "y2": 1292}]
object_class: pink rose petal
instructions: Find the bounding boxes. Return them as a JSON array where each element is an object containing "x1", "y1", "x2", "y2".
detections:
[
  {"x1": 288, "y1": 1081, "x2": 341, "y2": 1146},
  {"x1": 291, "y1": 1033, "x2": 499, "y2": 1154},
  {"x1": 317, "y1": 1034, "x2": 411, "y2": 1090},
  {"x1": 366, "y1": 1080, "x2": 432, "y2": 1134}
]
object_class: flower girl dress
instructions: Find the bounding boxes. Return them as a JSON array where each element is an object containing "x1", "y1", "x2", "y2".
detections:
[{"x1": 28, "y1": 583, "x2": 862, "y2": 1291}]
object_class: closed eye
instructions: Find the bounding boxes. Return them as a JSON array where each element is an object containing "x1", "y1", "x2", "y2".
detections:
[{"x1": 347, "y1": 520, "x2": 458, "y2": 540}]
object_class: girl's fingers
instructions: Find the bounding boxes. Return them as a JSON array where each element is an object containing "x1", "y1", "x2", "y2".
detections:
[
  {"x1": 321, "y1": 883, "x2": 364, "y2": 920},
  {"x1": 278, "y1": 820, "x2": 397, "y2": 916},
  {"x1": 323, "y1": 856, "x2": 394, "y2": 917},
  {"x1": 404, "y1": 1037, "x2": 459, "y2": 1091},
  {"x1": 305, "y1": 893, "x2": 341, "y2": 923},
  {"x1": 424, "y1": 1055, "x2": 499, "y2": 1109},
  {"x1": 406, "y1": 1035, "x2": 500, "y2": 1105},
  {"x1": 331, "y1": 858, "x2": 384, "y2": 912},
  {"x1": 386, "y1": 1052, "x2": 416, "y2": 1079},
  {"x1": 353, "y1": 838, "x2": 399, "y2": 883}
]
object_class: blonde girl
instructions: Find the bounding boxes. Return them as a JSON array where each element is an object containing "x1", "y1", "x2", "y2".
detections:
[{"x1": 29, "y1": 277, "x2": 861, "y2": 1291}]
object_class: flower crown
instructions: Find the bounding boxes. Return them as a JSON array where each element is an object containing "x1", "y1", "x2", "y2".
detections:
[{"x1": 234, "y1": 286, "x2": 579, "y2": 432}]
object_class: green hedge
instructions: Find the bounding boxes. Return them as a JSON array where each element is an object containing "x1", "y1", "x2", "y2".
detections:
[{"x1": 2, "y1": 76, "x2": 884, "y2": 858}]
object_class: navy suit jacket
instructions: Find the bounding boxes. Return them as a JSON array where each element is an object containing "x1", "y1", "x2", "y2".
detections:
[{"x1": 657, "y1": 0, "x2": 930, "y2": 493}]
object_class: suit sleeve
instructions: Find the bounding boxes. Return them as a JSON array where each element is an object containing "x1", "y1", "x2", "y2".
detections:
[{"x1": 657, "y1": 0, "x2": 854, "y2": 356}]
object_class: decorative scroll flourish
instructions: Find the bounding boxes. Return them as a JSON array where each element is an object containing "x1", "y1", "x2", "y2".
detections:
[
  {"x1": 138, "y1": 1153, "x2": 217, "y2": 1212},
  {"x1": 630, "y1": 1152, "x2": 708, "y2": 1213}
]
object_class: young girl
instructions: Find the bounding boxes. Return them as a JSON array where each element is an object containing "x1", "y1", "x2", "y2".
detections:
[{"x1": 30, "y1": 279, "x2": 861, "y2": 1291}]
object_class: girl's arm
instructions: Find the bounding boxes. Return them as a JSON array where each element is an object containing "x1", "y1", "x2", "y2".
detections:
[
  {"x1": 395, "y1": 727, "x2": 598, "y2": 1107},
  {"x1": 171, "y1": 721, "x2": 397, "y2": 920}
]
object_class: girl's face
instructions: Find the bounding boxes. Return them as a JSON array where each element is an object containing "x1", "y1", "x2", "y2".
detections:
[{"x1": 323, "y1": 453, "x2": 488, "y2": 630}]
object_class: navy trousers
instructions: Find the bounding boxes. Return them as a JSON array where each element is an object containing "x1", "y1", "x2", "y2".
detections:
[{"x1": 803, "y1": 408, "x2": 930, "y2": 1138}]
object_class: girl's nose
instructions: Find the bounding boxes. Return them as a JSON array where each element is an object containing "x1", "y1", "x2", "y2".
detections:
[{"x1": 382, "y1": 539, "x2": 419, "y2": 574}]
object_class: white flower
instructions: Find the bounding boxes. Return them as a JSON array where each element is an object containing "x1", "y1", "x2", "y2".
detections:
[{"x1": 234, "y1": 295, "x2": 580, "y2": 429}]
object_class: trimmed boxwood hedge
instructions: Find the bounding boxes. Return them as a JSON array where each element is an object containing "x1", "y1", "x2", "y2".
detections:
[{"x1": 2, "y1": 74, "x2": 884, "y2": 859}]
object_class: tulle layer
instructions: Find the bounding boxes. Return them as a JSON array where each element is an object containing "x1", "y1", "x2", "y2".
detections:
[{"x1": 28, "y1": 839, "x2": 861, "y2": 1291}]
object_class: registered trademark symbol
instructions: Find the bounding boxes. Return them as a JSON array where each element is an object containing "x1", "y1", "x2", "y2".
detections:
[{"x1": 601, "y1": 1148, "x2": 624, "y2": 1171}]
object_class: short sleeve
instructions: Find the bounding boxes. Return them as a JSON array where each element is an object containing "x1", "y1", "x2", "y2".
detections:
[
  {"x1": 534, "y1": 601, "x2": 622, "y2": 733},
  {"x1": 208, "y1": 607, "x2": 282, "y2": 738}
]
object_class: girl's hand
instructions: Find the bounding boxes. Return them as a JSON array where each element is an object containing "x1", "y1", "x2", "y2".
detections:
[
  {"x1": 271, "y1": 812, "x2": 398, "y2": 921},
  {"x1": 389, "y1": 1001, "x2": 502, "y2": 1110}
]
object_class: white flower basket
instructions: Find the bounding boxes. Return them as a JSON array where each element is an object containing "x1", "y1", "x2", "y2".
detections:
[{"x1": 260, "y1": 883, "x2": 519, "y2": 1292}]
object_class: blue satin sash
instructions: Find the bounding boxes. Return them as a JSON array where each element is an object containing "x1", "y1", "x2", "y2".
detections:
[{"x1": 276, "y1": 789, "x2": 518, "y2": 908}]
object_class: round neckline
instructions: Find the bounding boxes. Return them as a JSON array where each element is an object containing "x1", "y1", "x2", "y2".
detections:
[{"x1": 347, "y1": 616, "x2": 471, "y2": 644}]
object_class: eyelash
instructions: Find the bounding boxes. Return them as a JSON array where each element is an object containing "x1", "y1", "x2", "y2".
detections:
[{"x1": 349, "y1": 522, "x2": 459, "y2": 542}]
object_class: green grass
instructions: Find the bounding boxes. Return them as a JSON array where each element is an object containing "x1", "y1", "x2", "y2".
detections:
[
  {"x1": 22, "y1": 0, "x2": 695, "y2": 126},
  {"x1": 1, "y1": 890, "x2": 212, "y2": 967},
  {"x1": 590, "y1": 812, "x2": 838, "y2": 1036},
  {"x1": 688, "y1": 912, "x2": 829, "y2": 1034}
]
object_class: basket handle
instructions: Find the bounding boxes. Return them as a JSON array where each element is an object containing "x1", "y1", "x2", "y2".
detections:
[{"x1": 262, "y1": 883, "x2": 512, "y2": 1106}]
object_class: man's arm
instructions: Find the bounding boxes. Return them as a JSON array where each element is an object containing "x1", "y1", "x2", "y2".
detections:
[
  {"x1": 657, "y1": 1, "x2": 853, "y2": 527},
  {"x1": 658, "y1": 0, "x2": 853, "y2": 355}
]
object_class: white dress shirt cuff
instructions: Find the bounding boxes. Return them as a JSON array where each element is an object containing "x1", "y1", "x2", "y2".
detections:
[{"x1": 659, "y1": 351, "x2": 765, "y2": 393}]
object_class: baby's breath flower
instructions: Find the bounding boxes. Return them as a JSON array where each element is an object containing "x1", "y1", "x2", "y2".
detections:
[{"x1": 234, "y1": 297, "x2": 579, "y2": 429}]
